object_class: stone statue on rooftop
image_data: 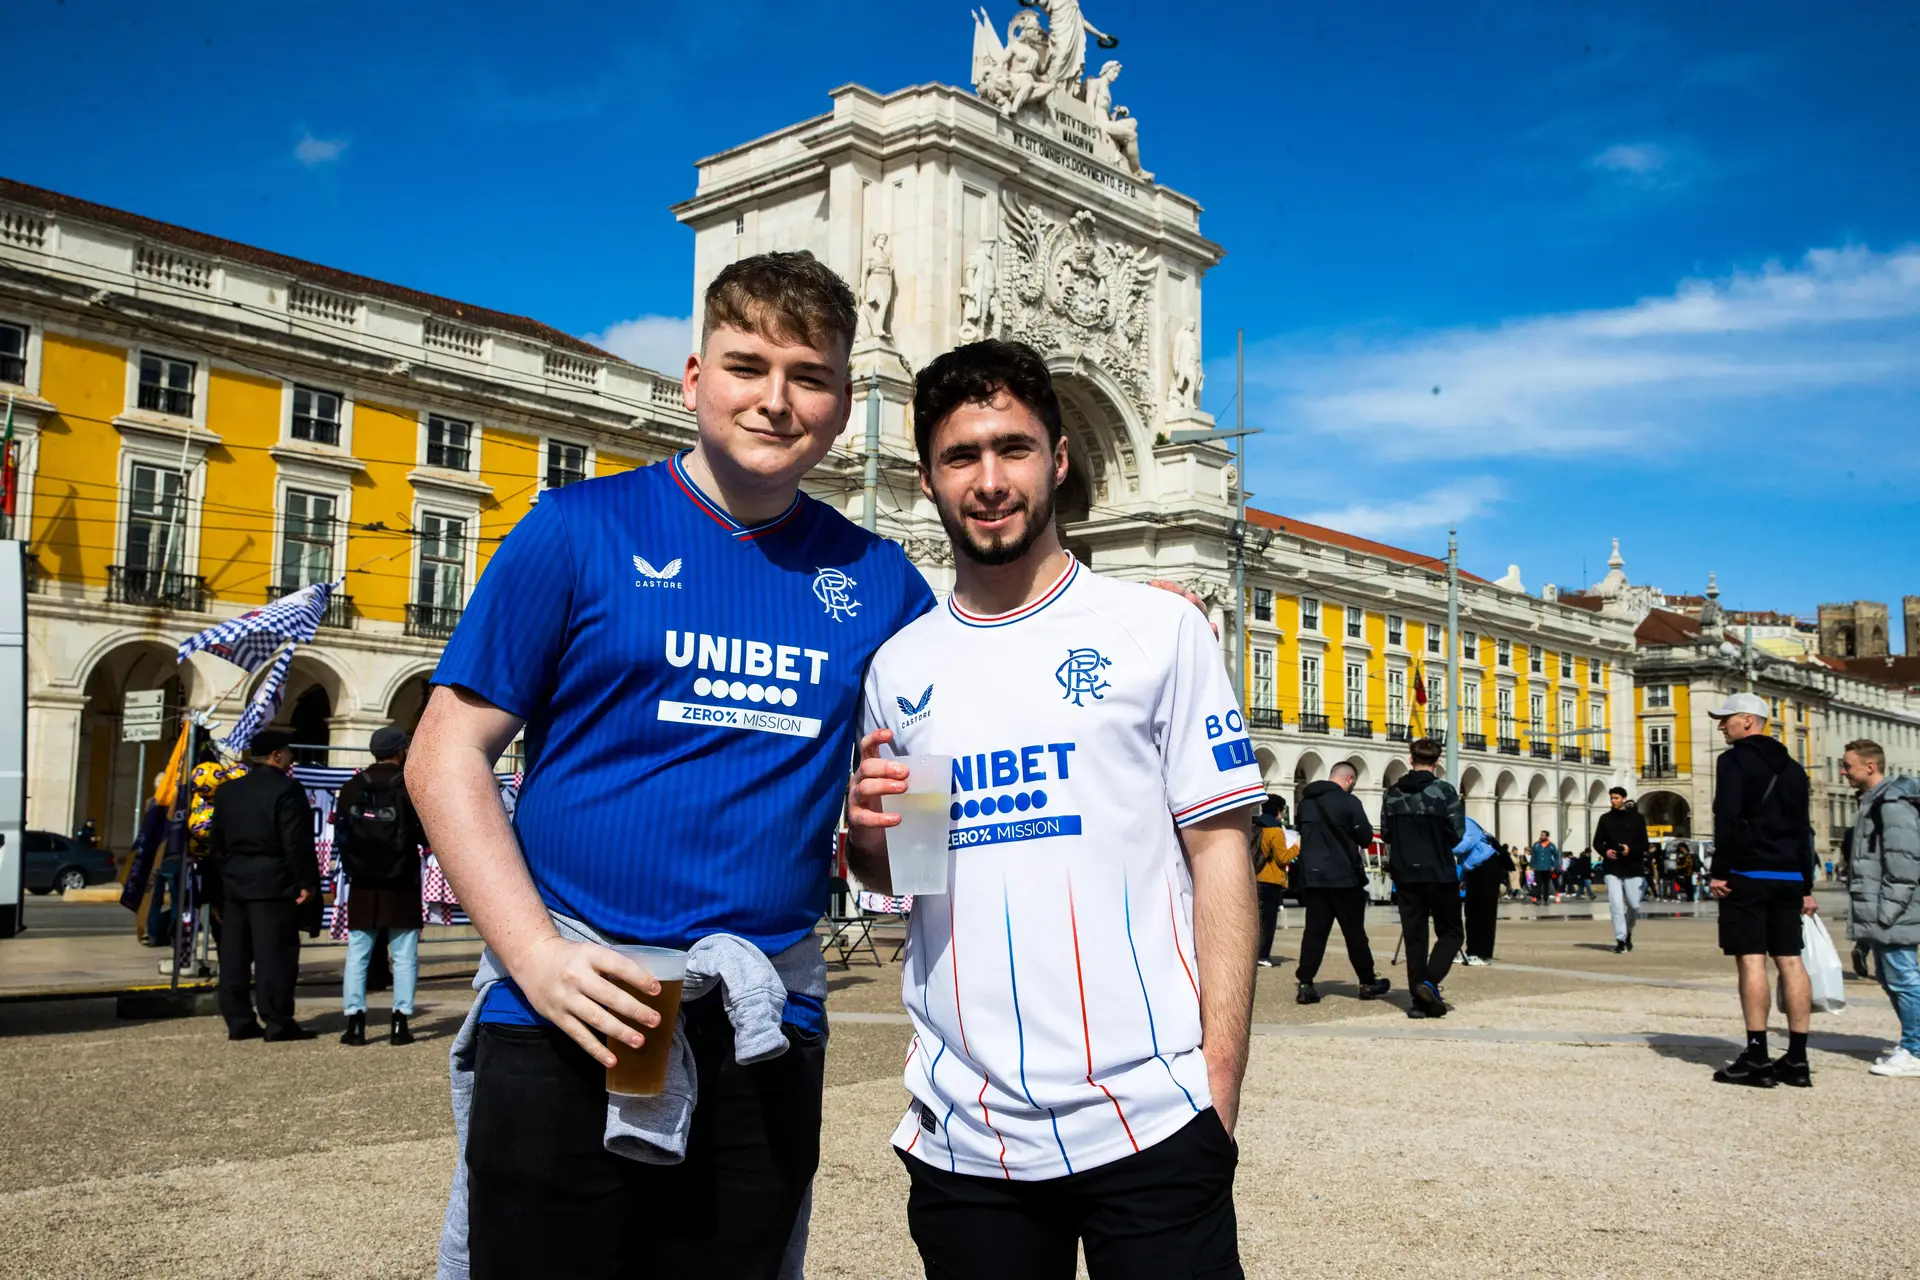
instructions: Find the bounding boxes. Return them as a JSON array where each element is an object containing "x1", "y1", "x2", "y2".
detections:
[
  {"x1": 971, "y1": 9, "x2": 1049, "y2": 117},
  {"x1": 959, "y1": 239, "x2": 997, "y2": 342},
  {"x1": 859, "y1": 233, "x2": 896, "y2": 343},
  {"x1": 1084, "y1": 59, "x2": 1146, "y2": 175},
  {"x1": 1167, "y1": 317, "x2": 1201, "y2": 412},
  {"x1": 1021, "y1": 0, "x2": 1117, "y2": 91}
]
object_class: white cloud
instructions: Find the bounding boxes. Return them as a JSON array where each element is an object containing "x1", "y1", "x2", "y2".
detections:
[
  {"x1": 1255, "y1": 243, "x2": 1920, "y2": 461},
  {"x1": 293, "y1": 132, "x2": 348, "y2": 167},
  {"x1": 1298, "y1": 479, "x2": 1502, "y2": 541},
  {"x1": 583, "y1": 314, "x2": 695, "y2": 375},
  {"x1": 1591, "y1": 142, "x2": 1667, "y2": 175}
]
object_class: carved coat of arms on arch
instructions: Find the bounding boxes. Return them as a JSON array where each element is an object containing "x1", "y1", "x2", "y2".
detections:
[{"x1": 992, "y1": 196, "x2": 1155, "y2": 421}]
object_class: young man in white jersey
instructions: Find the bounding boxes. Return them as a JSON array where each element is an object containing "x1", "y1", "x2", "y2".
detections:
[{"x1": 848, "y1": 339, "x2": 1261, "y2": 1279}]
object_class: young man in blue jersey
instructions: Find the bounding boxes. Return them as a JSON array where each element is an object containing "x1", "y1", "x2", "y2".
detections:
[
  {"x1": 409, "y1": 252, "x2": 936, "y2": 1278},
  {"x1": 847, "y1": 340, "x2": 1260, "y2": 1280}
]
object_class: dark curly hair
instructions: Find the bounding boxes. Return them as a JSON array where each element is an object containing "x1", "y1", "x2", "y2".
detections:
[{"x1": 911, "y1": 339, "x2": 1064, "y2": 468}]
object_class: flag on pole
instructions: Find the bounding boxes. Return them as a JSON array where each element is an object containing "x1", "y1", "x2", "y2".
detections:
[
  {"x1": 1, "y1": 393, "x2": 17, "y2": 524},
  {"x1": 177, "y1": 579, "x2": 338, "y2": 673},
  {"x1": 221, "y1": 646, "x2": 294, "y2": 755},
  {"x1": 1413, "y1": 664, "x2": 1427, "y2": 705}
]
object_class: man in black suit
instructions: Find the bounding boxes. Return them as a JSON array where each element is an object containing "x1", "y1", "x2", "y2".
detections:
[{"x1": 210, "y1": 730, "x2": 321, "y2": 1041}]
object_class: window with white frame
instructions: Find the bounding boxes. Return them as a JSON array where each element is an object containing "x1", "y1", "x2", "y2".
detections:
[
  {"x1": 1252, "y1": 587, "x2": 1273, "y2": 623},
  {"x1": 1426, "y1": 624, "x2": 1442, "y2": 655},
  {"x1": 1648, "y1": 724, "x2": 1673, "y2": 772},
  {"x1": 1590, "y1": 659, "x2": 1603, "y2": 685},
  {"x1": 426, "y1": 414, "x2": 473, "y2": 471},
  {"x1": 291, "y1": 385, "x2": 344, "y2": 446},
  {"x1": 1561, "y1": 695, "x2": 1575, "y2": 733},
  {"x1": 279, "y1": 490, "x2": 335, "y2": 590},
  {"x1": 1426, "y1": 672, "x2": 1444, "y2": 715},
  {"x1": 1301, "y1": 596, "x2": 1320, "y2": 632},
  {"x1": 416, "y1": 512, "x2": 466, "y2": 609},
  {"x1": 0, "y1": 321, "x2": 26, "y2": 385},
  {"x1": 1300, "y1": 654, "x2": 1322, "y2": 715},
  {"x1": 1462, "y1": 678, "x2": 1480, "y2": 724},
  {"x1": 1345, "y1": 608, "x2": 1363, "y2": 640},
  {"x1": 1461, "y1": 630, "x2": 1478, "y2": 660},
  {"x1": 125, "y1": 464, "x2": 187, "y2": 575},
  {"x1": 1560, "y1": 650, "x2": 1573, "y2": 680},
  {"x1": 1590, "y1": 698, "x2": 1605, "y2": 738},
  {"x1": 1387, "y1": 614, "x2": 1404, "y2": 647},
  {"x1": 1646, "y1": 683, "x2": 1671, "y2": 709},
  {"x1": 137, "y1": 353, "x2": 196, "y2": 417},
  {"x1": 1387, "y1": 668, "x2": 1406, "y2": 724},
  {"x1": 1345, "y1": 662, "x2": 1365, "y2": 725},
  {"x1": 1496, "y1": 637, "x2": 1512, "y2": 668},
  {"x1": 546, "y1": 440, "x2": 588, "y2": 490},
  {"x1": 1528, "y1": 646, "x2": 1543, "y2": 675},
  {"x1": 1496, "y1": 686, "x2": 1514, "y2": 736},
  {"x1": 1529, "y1": 690, "x2": 1545, "y2": 731},
  {"x1": 1252, "y1": 647, "x2": 1275, "y2": 710}
]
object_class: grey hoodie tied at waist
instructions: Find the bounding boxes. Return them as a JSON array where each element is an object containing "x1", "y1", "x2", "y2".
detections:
[{"x1": 436, "y1": 912, "x2": 827, "y2": 1280}]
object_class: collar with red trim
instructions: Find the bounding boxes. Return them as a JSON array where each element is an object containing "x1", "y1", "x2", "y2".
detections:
[
  {"x1": 947, "y1": 555, "x2": 1080, "y2": 629},
  {"x1": 667, "y1": 451, "x2": 806, "y2": 542}
]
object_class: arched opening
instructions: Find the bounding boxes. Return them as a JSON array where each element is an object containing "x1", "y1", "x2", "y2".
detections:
[
  {"x1": 1050, "y1": 370, "x2": 1143, "y2": 567},
  {"x1": 1255, "y1": 746, "x2": 1281, "y2": 788},
  {"x1": 1526, "y1": 774, "x2": 1551, "y2": 845},
  {"x1": 74, "y1": 640, "x2": 186, "y2": 854},
  {"x1": 1292, "y1": 750, "x2": 1326, "y2": 816},
  {"x1": 1493, "y1": 769, "x2": 1519, "y2": 844},
  {"x1": 1382, "y1": 759, "x2": 1408, "y2": 790},
  {"x1": 387, "y1": 673, "x2": 433, "y2": 736},
  {"x1": 286, "y1": 685, "x2": 333, "y2": 766},
  {"x1": 1640, "y1": 790, "x2": 1691, "y2": 839}
]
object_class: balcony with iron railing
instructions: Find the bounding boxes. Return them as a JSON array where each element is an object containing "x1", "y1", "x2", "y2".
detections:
[
  {"x1": 107, "y1": 564, "x2": 206, "y2": 611},
  {"x1": 405, "y1": 602, "x2": 462, "y2": 640},
  {"x1": 1642, "y1": 761, "x2": 1678, "y2": 779},
  {"x1": 1530, "y1": 740, "x2": 1553, "y2": 759},
  {"x1": 1562, "y1": 746, "x2": 1584, "y2": 762},
  {"x1": 1299, "y1": 712, "x2": 1330, "y2": 736},
  {"x1": 1462, "y1": 732, "x2": 1487, "y2": 751},
  {"x1": 1344, "y1": 719, "x2": 1373, "y2": 739},
  {"x1": 1497, "y1": 737, "x2": 1521, "y2": 755},
  {"x1": 1591, "y1": 748, "x2": 1611, "y2": 766},
  {"x1": 272, "y1": 583, "x2": 354, "y2": 629},
  {"x1": 1247, "y1": 707, "x2": 1283, "y2": 731},
  {"x1": 1386, "y1": 721, "x2": 1412, "y2": 742}
]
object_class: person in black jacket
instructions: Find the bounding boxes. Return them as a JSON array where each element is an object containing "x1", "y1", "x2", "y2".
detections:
[
  {"x1": 209, "y1": 730, "x2": 321, "y2": 1042},
  {"x1": 1704, "y1": 693, "x2": 1819, "y2": 1088},
  {"x1": 1379, "y1": 738, "x2": 1467, "y2": 1018},
  {"x1": 1293, "y1": 764, "x2": 1391, "y2": 1004},
  {"x1": 335, "y1": 725, "x2": 425, "y2": 1047},
  {"x1": 1593, "y1": 786, "x2": 1651, "y2": 953}
]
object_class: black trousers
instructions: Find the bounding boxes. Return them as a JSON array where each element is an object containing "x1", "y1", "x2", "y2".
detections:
[
  {"x1": 467, "y1": 1000, "x2": 826, "y2": 1280},
  {"x1": 1463, "y1": 870, "x2": 1503, "y2": 960},
  {"x1": 1256, "y1": 882, "x2": 1285, "y2": 961},
  {"x1": 1396, "y1": 881, "x2": 1464, "y2": 992},
  {"x1": 1294, "y1": 888, "x2": 1376, "y2": 985},
  {"x1": 217, "y1": 897, "x2": 301, "y2": 1034},
  {"x1": 900, "y1": 1108, "x2": 1241, "y2": 1280}
]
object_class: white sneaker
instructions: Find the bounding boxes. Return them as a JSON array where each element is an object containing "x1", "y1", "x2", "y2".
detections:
[
  {"x1": 1869, "y1": 1047, "x2": 1920, "y2": 1077},
  {"x1": 1462, "y1": 955, "x2": 1491, "y2": 967}
]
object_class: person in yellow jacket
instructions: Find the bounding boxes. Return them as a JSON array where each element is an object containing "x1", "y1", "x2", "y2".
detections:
[{"x1": 1253, "y1": 795, "x2": 1300, "y2": 968}]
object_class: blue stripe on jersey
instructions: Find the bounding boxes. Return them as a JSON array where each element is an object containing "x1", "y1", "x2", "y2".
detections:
[
  {"x1": 1122, "y1": 874, "x2": 1200, "y2": 1114},
  {"x1": 1003, "y1": 881, "x2": 1072, "y2": 1174},
  {"x1": 433, "y1": 458, "x2": 935, "y2": 970}
]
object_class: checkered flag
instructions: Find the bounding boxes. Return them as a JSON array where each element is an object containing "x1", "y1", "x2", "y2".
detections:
[
  {"x1": 178, "y1": 580, "x2": 338, "y2": 674},
  {"x1": 220, "y1": 646, "x2": 293, "y2": 755}
]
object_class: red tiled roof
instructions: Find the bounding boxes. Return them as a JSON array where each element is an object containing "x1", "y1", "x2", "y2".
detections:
[
  {"x1": 1635, "y1": 608, "x2": 1704, "y2": 647},
  {"x1": 0, "y1": 176, "x2": 620, "y2": 362},
  {"x1": 1246, "y1": 509, "x2": 1492, "y2": 585},
  {"x1": 1554, "y1": 593, "x2": 1605, "y2": 613},
  {"x1": 1833, "y1": 656, "x2": 1920, "y2": 690}
]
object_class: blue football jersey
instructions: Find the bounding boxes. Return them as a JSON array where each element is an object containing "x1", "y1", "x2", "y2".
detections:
[{"x1": 433, "y1": 453, "x2": 934, "y2": 973}]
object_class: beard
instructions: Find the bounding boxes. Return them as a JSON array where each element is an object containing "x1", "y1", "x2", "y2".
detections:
[{"x1": 936, "y1": 475, "x2": 1058, "y2": 567}]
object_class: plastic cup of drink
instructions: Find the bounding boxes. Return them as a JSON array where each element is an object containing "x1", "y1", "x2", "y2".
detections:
[
  {"x1": 604, "y1": 944, "x2": 688, "y2": 1097},
  {"x1": 883, "y1": 754, "x2": 953, "y2": 897}
]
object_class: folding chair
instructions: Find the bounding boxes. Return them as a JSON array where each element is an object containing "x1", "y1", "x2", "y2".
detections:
[{"x1": 820, "y1": 875, "x2": 882, "y2": 968}]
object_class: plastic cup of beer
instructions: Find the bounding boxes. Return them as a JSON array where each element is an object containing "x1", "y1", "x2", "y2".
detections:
[
  {"x1": 883, "y1": 754, "x2": 953, "y2": 897},
  {"x1": 604, "y1": 944, "x2": 687, "y2": 1097}
]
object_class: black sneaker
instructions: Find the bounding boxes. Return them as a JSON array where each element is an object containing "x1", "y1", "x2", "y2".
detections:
[
  {"x1": 227, "y1": 1022, "x2": 264, "y2": 1042},
  {"x1": 1296, "y1": 981, "x2": 1321, "y2": 1005},
  {"x1": 1625, "y1": 933, "x2": 1634, "y2": 952},
  {"x1": 1410, "y1": 982, "x2": 1449, "y2": 1019},
  {"x1": 390, "y1": 1012, "x2": 415, "y2": 1046},
  {"x1": 1712, "y1": 1054, "x2": 1776, "y2": 1088},
  {"x1": 264, "y1": 1023, "x2": 317, "y2": 1043},
  {"x1": 1772, "y1": 1057, "x2": 1812, "y2": 1088},
  {"x1": 1358, "y1": 977, "x2": 1391, "y2": 1000},
  {"x1": 339, "y1": 1013, "x2": 367, "y2": 1047},
  {"x1": 1613, "y1": 941, "x2": 1627, "y2": 954}
]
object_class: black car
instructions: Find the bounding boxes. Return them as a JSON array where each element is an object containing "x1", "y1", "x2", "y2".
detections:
[{"x1": 22, "y1": 830, "x2": 119, "y2": 895}]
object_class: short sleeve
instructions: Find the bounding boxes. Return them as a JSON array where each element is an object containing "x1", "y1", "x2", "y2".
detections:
[
  {"x1": 1159, "y1": 604, "x2": 1268, "y2": 827},
  {"x1": 897, "y1": 558, "x2": 937, "y2": 631},
  {"x1": 431, "y1": 496, "x2": 574, "y2": 721}
]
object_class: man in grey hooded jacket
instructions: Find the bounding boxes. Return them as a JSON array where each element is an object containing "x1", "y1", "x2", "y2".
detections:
[{"x1": 1841, "y1": 738, "x2": 1920, "y2": 1078}]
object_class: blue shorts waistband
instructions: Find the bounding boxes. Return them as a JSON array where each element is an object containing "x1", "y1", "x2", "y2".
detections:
[{"x1": 1731, "y1": 869, "x2": 1804, "y2": 882}]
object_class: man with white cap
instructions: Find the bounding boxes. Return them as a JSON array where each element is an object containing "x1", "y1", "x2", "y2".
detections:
[{"x1": 1705, "y1": 691, "x2": 1819, "y2": 1088}]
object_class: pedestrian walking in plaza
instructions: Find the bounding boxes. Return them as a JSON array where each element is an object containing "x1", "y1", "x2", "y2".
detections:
[
  {"x1": 849, "y1": 338, "x2": 1258, "y2": 1279},
  {"x1": 1705, "y1": 693, "x2": 1819, "y2": 1089},
  {"x1": 1529, "y1": 832, "x2": 1559, "y2": 905},
  {"x1": 1461, "y1": 820, "x2": 1509, "y2": 964},
  {"x1": 1837, "y1": 739, "x2": 1920, "y2": 1078},
  {"x1": 334, "y1": 725, "x2": 423, "y2": 1047},
  {"x1": 1674, "y1": 842, "x2": 1697, "y2": 903},
  {"x1": 1594, "y1": 787, "x2": 1650, "y2": 953},
  {"x1": 1253, "y1": 796, "x2": 1297, "y2": 968},
  {"x1": 1292, "y1": 764, "x2": 1390, "y2": 1002},
  {"x1": 1381, "y1": 738, "x2": 1467, "y2": 1018},
  {"x1": 1570, "y1": 847, "x2": 1595, "y2": 901},
  {"x1": 209, "y1": 730, "x2": 320, "y2": 1042}
]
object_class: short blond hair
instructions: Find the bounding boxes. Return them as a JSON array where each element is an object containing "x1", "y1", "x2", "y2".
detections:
[{"x1": 702, "y1": 251, "x2": 857, "y2": 358}]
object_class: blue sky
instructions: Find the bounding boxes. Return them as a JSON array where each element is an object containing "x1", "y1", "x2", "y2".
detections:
[{"x1": 4, "y1": 0, "x2": 1916, "y2": 629}]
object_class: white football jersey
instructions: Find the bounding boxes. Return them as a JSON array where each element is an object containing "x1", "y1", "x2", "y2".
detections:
[{"x1": 860, "y1": 557, "x2": 1266, "y2": 1181}]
